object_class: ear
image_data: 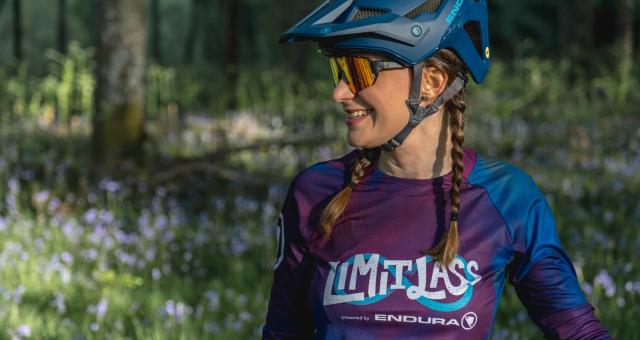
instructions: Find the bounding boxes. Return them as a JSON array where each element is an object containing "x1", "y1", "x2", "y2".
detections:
[{"x1": 420, "y1": 65, "x2": 448, "y2": 103}]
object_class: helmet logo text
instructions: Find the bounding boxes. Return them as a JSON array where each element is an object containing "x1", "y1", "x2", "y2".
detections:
[{"x1": 446, "y1": 0, "x2": 464, "y2": 24}]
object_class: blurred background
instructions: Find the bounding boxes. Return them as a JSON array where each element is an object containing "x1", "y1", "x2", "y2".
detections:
[{"x1": 0, "y1": 0, "x2": 638, "y2": 338}]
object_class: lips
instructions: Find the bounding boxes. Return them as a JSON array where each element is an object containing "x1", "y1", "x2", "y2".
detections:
[{"x1": 345, "y1": 109, "x2": 373, "y2": 126}]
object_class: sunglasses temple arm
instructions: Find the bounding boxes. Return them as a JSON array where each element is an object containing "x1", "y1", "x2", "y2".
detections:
[{"x1": 372, "y1": 61, "x2": 405, "y2": 73}]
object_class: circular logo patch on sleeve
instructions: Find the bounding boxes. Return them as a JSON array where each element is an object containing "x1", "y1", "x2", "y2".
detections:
[{"x1": 273, "y1": 213, "x2": 285, "y2": 270}]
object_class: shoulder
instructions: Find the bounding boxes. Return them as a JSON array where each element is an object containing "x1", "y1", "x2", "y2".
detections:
[
  {"x1": 467, "y1": 153, "x2": 545, "y2": 202},
  {"x1": 288, "y1": 149, "x2": 359, "y2": 197},
  {"x1": 466, "y1": 153, "x2": 549, "y2": 245},
  {"x1": 279, "y1": 150, "x2": 359, "y2": 242}
]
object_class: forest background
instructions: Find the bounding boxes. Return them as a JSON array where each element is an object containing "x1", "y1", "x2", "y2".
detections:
[{"x1": 0, "y1": 0, "x2": 638, "y2": 338}]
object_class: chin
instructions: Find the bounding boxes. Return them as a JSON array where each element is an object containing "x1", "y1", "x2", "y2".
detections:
[
  {"x1": 346, "y1": 138, "x2": 379, "y2": 149},
  {"x1": 346, "y1": 139, "x2": 365, "y2": 148},
  {"x1": 346, "y1": 131, "x2": 369, "y2": 148},
  {"x1": 346, "y1": 130, "x2": 384, "y2": 149}
]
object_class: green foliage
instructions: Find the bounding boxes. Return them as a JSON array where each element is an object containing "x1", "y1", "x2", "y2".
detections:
[{"x1": 0, "y1": 42, "x2": 94, "y2": 127}]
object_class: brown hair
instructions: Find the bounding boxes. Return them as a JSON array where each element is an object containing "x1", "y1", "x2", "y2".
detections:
[
  {"x1": 318, "y1": 147, "x2": 381, "y2": 237},
  {"x1": 318, "y1": 49, "x2": 468, "y2": 267}
]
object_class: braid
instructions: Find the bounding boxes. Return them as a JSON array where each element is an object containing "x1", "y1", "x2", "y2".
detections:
[
  {"x1": 420, "y1": 49, "x2": 468, "y2": 266},
  {"x1": 319, "y1": 148, "x2": 381, "y2": 238}
]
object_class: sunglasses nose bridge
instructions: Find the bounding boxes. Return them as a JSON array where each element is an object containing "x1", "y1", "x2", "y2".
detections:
[
  {"x1": 334, "y1": 65, "x2": 357, "y2": 93},
  {"x1": 332, "y1": 77, "x2": 356, "y2": 101}
]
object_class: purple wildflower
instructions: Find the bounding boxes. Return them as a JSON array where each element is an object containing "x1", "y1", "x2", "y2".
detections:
[
  {"x1": 594, "y1": 270, "x2": 616, "y2": 297},
  {"x1": 96, "y1": 297, "x2": 108, "y2": 319},
  {"x1": 13, "y1": 285, "x2": 26, "y2": 304},
  {"x1": 152, "y1": 268, "x2": 162, "y2": 280},
  {"x1": 204, "y1": 321, "x2": 220, "y2": 334},
  {"x1": 82, "y1": 248, "x2": 99, "y2": 262},
  {"x1": 47, "y1": 198, "x2": 62, "y2": 214},
  {"x1": 34, "y1": 190, "x2": 50, "y2": 205},
  {"x1": 60, "y1": 252, "x2": 74, "y2": 265},
  {"x1": 204, "y1": 290, "x2": 220, "y2": 311},
  {"x1": 100, "y1": 178, "x2": 121, "y2": 193},
  {"x1": 0, "y1": 216, "x2": 7, "y2": 232},
  {"x1": 51, "y1": 293, "x2": 66, "y2": 314},
  {"x1": 15, "y1": 324, "x2": 31, "y2": 338}
]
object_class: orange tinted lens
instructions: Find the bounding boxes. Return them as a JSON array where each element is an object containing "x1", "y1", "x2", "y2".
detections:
[
  {"x1": 336, "y1": 57, "x2": 356, "y2": 92},
  {"x1": 348, "y1": 57, "x2": 376, "y2": 92},
  {"x1": 329, "y1": 56, "x2": 375, "y2": 93}
]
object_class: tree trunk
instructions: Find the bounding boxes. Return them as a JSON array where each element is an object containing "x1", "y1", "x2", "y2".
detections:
[
  {"x1": 571, "y1": 0, "x2": 595, "y2": 76},
  {"x1": 93, "y1": 0, "x2": 147, "y2": 169},
  {"x1": 150, "y1": 0, "x2": 161, "y2": 63},
  {"x1": 202, "y1": 0, "x2": 219, "y2": 63},
  {"x1": 91, "y1": 0, "x2": 99, "y2": 46},
  {"x1": 57, "y1": 0, "x2": 67, "y2": 54},
  {"x1": 0, "y1": 0, "x2": 7, "y2": 16},
  {"x1": 617, "y1": 0, "x2": 635, "y2": 101},
  {"x1": 557, "y1": 0, "x2": 569, "y2": 58},
  {"x1": 222, "y1": 0, "x2": 240, "y2": 111},
  {"x1": 183, "y1": 0, "x2": 201, "y2": 64},
  {"x1": 12, "y1": 0, "x2": 22, "y2": 61},
  {"x1": 292, "y1": 0, "x2": 316, "y2": 76}
]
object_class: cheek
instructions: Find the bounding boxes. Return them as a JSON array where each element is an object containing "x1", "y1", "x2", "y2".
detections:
[
  {"x1": 346, "y1": 69, "x2": 412, "y2": 146},
  {"x1": 365, "y1": 78, "x2": 411, "y2": 126}
]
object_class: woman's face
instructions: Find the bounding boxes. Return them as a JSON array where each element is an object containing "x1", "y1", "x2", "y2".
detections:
[{"x1": 332, "y1": 56, "x2": 413, "y2": 148}]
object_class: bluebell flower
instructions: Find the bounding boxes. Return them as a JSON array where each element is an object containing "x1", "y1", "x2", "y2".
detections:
[{"x1": 594, "y1": 270, "x2": 616, "y2": 297}]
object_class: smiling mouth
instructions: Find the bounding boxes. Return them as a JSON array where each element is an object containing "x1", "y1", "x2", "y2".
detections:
[{"x1": 346, "y1": 109, "x2": 373, "y2": 118}]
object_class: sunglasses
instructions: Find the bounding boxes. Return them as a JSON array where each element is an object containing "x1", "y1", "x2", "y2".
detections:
[{"x1": 328, "y1": 56, "x2": 405, "y2": 93}]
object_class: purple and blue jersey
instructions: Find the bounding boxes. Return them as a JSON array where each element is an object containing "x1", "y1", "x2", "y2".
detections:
[{"x1": 262, "y1": 147, "x2": 610, "y2": 339}]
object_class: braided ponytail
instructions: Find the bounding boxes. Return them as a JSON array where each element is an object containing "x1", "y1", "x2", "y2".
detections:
[
  {"x1": 422, "y1": 88, "x2": 466, "y2": 266},
  {"x1": 319, "y1": 148, "x2": 381, "y2": 238}
]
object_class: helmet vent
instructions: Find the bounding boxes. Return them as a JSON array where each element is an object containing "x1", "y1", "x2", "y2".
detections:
[
  {"x1": 352, "y1": 8, "x2": 386, "y2": 21},
  {"x1": 464, "y1": 21, "x2": 484, "y2": 59},
  {"x1": 405, "y1": 0, "x2": 443, "y2": 20}
]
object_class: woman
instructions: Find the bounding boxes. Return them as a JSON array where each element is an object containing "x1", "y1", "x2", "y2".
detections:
[{"x1": 263, "y1": 0, "x2": 611, "y2": 339}]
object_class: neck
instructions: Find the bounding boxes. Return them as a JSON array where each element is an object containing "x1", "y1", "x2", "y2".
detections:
[{"x1": 376, "y1": 110, "x2": 453, "y2": 179}]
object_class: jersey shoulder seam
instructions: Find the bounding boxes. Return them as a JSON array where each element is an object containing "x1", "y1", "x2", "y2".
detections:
[{"x1": 465, "y1": 155, "x2": 539, "y2": 255}]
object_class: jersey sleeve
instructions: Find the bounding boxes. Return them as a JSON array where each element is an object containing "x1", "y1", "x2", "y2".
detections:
[
  {"x1": 508, "y1": 192, "x2": 611, "y2": 339},
  {"x1": 262, "y1": 182, "x2": 316, "y2": 339}
]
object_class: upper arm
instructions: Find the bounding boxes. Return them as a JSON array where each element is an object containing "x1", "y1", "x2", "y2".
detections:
[
  {"x1": 508, "y1": 195, "x2": 611, "y2": 339},
  {"x1": 467, "y1": 156, "x2": 611, "y2": 338},
  {"x1": 262, "y1": 185, "x2": 316, "y2": 339}
]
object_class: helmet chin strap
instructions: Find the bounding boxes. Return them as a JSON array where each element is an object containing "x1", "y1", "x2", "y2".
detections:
[{"x1": 380, "y1": 63, "x2": 467, "y2": 152}]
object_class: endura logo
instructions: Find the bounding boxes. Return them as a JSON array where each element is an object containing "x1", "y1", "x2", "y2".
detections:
[
  {"x1": 446, "y1": 0, "x2": 464, "y2": 24},
  {"x1": 323, "y1": 253, "x2": 482, "y2": 312},
  {"x1": 461, "y1": 312, "x2": 478, "y2": 330},
  {"x1": 374, "y1": 311, "x2": 478, "y2": 330}
]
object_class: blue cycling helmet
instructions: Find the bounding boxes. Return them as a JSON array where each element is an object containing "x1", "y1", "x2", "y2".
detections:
[
  {"x1": 280, "y1": 0, "x2": 491, "y2": 151},
  {"x1": 280, "y1": 0, "x2": 490, "y2": 83}
]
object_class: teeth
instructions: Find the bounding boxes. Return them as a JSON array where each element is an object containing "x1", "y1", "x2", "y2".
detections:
[{"x1": 347, "y1": 110, "x2": 372, "y2": 118}]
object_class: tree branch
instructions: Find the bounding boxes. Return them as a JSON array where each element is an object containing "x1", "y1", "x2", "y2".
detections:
[
  {"x1": 169, "y1": 132, "x2": 333, "y2": 164},
  {"x1": 150, "y1": 132, "x2": 334, "y2": 185}
]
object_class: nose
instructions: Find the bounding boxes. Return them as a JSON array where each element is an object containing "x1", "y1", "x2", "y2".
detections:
[{"x1": 332, "y1": 79, "x2": 355, "y2": 103}]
